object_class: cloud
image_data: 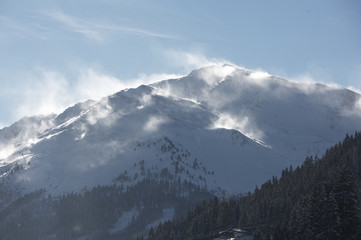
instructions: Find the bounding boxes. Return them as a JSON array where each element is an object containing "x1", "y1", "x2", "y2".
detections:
[
  {"x1": 0, "y1": 116, "x2": 56, "y2": 161},
  {"x1": 272, "y1": 71, "x2": 361, "y2": 118},
  {"x1": 248, "y1": 71, "x2": 271, "y2": 81},
  {"x1": 283, "y1": 63, "x2": 361, "y2": 95},
  {"x1": 287, "y1": 72, "x2": 315, "y2": 83},
  {"x1": 0, "y1": 142, "x2": 17, "y2": 160},
  {"x1": 2, "y1": 67, "x2": 182, "y2": 127},
  {"x1": 162, "y1": 49, "x2": 232, "y2": 71},
  {"x1": 76, "y1": 68, "x2": 126, "y2": 99},
  {"x1": 136, "y1": 73, "x2": 183, "y2": 84},
  {"x1": 275, "y1": 64, "x2": 361, "y2": 95},
  {"x1": 45, "y1": 11, "x2": 104, "y2": 42},
  {"x1": 86, "y1": 98, "x2": 114, "y2": 126},
  {"x1": 44, "y1": 11, "x2": 177, "y2": 42},
  {"x1": 0, "y1": 66, "x2": 182, "y2": 152},
  {"x1": 355, "y1": 97, "x2": 361, "y2": 113},
  {"x1": 17, "y1": 70, "x2": 72, "y2": 120},
  {"x1": 0, "y1": 16, "x2": 47, "y2": 40},
  {"x1": 143, "y1": 115, "x2": 167, "y2": 133},
  {"x1": 347, "y1": 63, "x2": 361, "y2": 94},
  {"x1": 281, "y1": 71, "x2": 345, "y2": 95},
  {"x1": 195, "y1": 64, "x2": 237, "y2": 86},
  {"x1": 210, "y1": 113, "x2": 265, "y2": 146}
]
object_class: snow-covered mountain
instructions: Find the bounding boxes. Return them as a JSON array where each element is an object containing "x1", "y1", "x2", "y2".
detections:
[{"x1": 1, "y1": 64, "x2": 361, "y2": 196}]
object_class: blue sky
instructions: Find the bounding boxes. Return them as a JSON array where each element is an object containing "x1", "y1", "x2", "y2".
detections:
[{"x1": 1, "y1": 0, "x2": 360, "y2": 128}]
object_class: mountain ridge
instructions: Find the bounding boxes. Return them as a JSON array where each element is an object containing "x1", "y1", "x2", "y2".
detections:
[{"x1": 0, "y1": 64, "x2": 360, "y2": 196}]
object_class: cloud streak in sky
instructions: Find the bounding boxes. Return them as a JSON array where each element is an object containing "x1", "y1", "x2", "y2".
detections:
[
  {"x1": 0, "y1": 16, "x2": 47, "y2": 40},
  {"x1": 46, "y1": 11, "x2": 103, "y2": 42},
  {"x1": 44, "y1": 11, "x2": 177, "y2": 42}
]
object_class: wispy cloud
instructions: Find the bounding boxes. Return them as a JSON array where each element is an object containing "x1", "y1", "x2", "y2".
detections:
[
  {"x1": 45, "y1": 11, "x2": 104, "y2": 42},
  {"x1": 347, "y1": 63, "x2": 361, "y2": 94},
  {"x1": 143, "y1": 115, "x2": 168, "y2": 133},
  {"x1": 44, "y1": 11, "x2": 177, "y2": 42},
  {"x1": 210, "y1": 113, "x2": 265, "y2": 145},
  {"x1": 275, "y1": 63, "x2": 361, "y2": 94},
  {"x1": 16, "y1": 69, "x2": 72, "y2": 120},
  {"x1": 162, "y1": 49, "x2": 231, "y2": 71},
  {"x1": 0, "y1": 16, "x2": 47, "y2": 40},
  {"x1": 3, "y1": 67, "x2": 182, "y2": 124}
]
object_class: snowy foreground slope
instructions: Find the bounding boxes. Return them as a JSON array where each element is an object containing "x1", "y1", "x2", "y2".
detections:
[{"x1": 1, "y1": 64, "x2": 361, "y2": 196}]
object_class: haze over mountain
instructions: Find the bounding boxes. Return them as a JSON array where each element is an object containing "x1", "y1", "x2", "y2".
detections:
[{"x1": 1, "y1": 64, "x2": 360, "y2": 196}]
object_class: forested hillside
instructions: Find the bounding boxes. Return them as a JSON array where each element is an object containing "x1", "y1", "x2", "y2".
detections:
[
  {"x1": 145, "y1": 132, "x2": 361, "y2": 240},
  {"x1": 0, "y1": 178, "x2": 212, "y2": 239}
]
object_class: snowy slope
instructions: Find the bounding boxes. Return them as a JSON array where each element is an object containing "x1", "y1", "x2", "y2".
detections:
[
  {"x1": 0, "y1": 64, "x2": 360, "y2": 196},
  {"x1": 152, "y1": 64, "x2": 361, "y2": 163}
]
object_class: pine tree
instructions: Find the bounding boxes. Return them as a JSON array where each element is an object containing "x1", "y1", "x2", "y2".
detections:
[
  {"x1": 272, "y1": 223, "x2": 287, "y2": 240},
  {"x1": 309, "y1": 184, "x2": 324, "y2": 238},
  {"x1": 308, "y1": 183, "x2": 341, "y2": 240},
  {"x1": 285, "y1": 199, "x2": 310, "y2": 240},
  {"x1": 315, "y1": 191, "x2": 340, "y2": 240},
  {"x1": 333, "y1": 167, "x2": 361, "y2": 239},
  {"x1": 252, "y1": 230, "x2": 263, "y2": 240}
]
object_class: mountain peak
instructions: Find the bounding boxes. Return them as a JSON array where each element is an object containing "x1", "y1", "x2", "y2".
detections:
[
  {"x1": 1, "y1": 64, "x2": 360, "y2": 197},
  {"x1": 187, "y1": 64, "x2": 239, "y2": 86}
]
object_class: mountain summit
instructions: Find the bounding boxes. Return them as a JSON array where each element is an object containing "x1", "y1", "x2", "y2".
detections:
[{"x1": 1, "y1": 64, "x2": 360, "y2": 196}]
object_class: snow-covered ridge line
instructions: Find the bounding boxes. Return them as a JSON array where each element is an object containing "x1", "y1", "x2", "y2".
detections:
[{"x1": 0, "y1": 64, "x2": 360, "y2": 196}]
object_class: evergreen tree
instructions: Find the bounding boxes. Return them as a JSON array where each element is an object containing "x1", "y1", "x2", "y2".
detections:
[
  {"x1": 252, "y1": 230, "x2": 263, "y2": 240},
  {"x1": 307, "y1": 184, "x2": 341, "y2": 240},
  {"x1": 308, "y1": 184, "x2": 324, "y2": 238},
  {"x1": 315, "y1": 191, "x2": 340, "y2": 240},
  {"x1": 333, "y1": 167, "x2": 360, "y2": 239},
  {"x1": 272, "y1": 223, "x2": 287, "y2": 240},
  {"x1": 285, "y1": 199, "x2": 310, "y2": 240}
]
